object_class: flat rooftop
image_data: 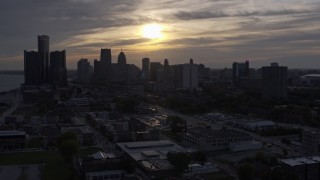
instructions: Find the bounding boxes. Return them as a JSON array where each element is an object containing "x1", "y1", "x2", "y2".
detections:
[
  {"x1": 0, "y1": 131, "x2": 26, "y2": 136},
  {"x1": 117, "y1": 140, "x2": 191, "y2": 162},
  {"x1": 281, "y1": 156, "x2": 320, "y2": 166}
]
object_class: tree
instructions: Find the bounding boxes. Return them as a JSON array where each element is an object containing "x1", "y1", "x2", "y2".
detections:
[
  {"x1": 193, "y1": 151, "x2": 207, "y2": 163},
  {"x1": 167, "y1": 152, "x2": 190, "y2": 173},
  {"x1": 237, "y1": 163, "x2": 254, "y2": 180},
  {"x1": 167, "y1": 116, "x2": 184, "y2": 133},
  {"x1": 56, "y1": 132, "x2": 79, "y2": 162}
]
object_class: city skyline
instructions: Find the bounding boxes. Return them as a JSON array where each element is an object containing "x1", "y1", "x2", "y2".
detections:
[{"x1": 0, "y1": 0, "x2": 320, "y2": 70}]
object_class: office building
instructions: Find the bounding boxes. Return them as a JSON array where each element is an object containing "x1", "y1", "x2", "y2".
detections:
[
  {"x1": 50, "y1": 50, "x2": 67, "y2": 86},
  {"x1": 77, "y1": 59, "x2": 92, "y2": 83},
  {"x1": 150, "y1": 62, "x2": 162, "y2": 82},
  {"x1": 301, "y1": 130, "x2": 320, "y2": 156},
  {"x1": 117, "y1": 51, "x2": 126, "y2": 65},
  {"x1": 0, "y1": 131, "x2": 27, "y2": 151},
  {"x1": 281, "y1": 156, "x2": 320, "y2": 180},
  {"x1": 142, "y1": 58, "x2": 150, "y2": 80},
  {"x1": 24, "y1": 51, "x2": 42, "y2": 85},
  {"x1": 100, "y1": 48, "x2": 112, "y2": 64},
  {"x1": 232, "y1": 61, "x2": 249, "y2": 86},
  {"x1": 182, "y1": 126, "x2": 252, "y2": 151},
  {"x1": 117, "y1": 140, "x2": 193, "y2": 178},
  {"x1": 262, "y1": 62, "x2": 288, "y2": 99},
  {"x1": 24, "y1": 35, "x2": 67, "y2": 86},
  {"x1": 93, "y1": 49, "x2": 112, "y2": 82},
  {"x1": 38, "y1": 35, "x2": 50, "y2": 83},
  {"x1": 174, "y1": 59, "x2": 198, "y2": 90}
]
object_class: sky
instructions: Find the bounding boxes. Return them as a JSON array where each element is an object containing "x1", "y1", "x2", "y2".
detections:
[{"x1": 0, "y1": 0, "x2": 319, "y2": 70}]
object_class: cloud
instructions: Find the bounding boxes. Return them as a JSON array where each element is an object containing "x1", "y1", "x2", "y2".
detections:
[{"x1": 173, "y1": 9, "x2": 311, "y2": 20}]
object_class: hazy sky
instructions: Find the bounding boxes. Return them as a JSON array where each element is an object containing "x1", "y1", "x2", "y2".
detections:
[{"x1": 0, "y1": 0, "x2": 319, "y2": 70}]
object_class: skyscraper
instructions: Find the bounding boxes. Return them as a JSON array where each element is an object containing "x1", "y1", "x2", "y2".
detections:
[
  {"x1": 232, "y1": 61, "x2": 249, "y2": 85},
  {"x1": 142, "y1": 58, "x2": 150, "y2": 80},
  {"x1": 50, "y1": 50, "x2": 67, "y2": 86},
  {"x1": 38, "y1": 35, "x2": 50, "y2": 83},
  {"x1": 173, "y1": 59, "x2": 198, "y2": 90},
  {"x1": 100, "y1": 48, "x2": 112, "y2": 64},
  {"x1": 24, "y1": 51, "x2": 41, "y2": 85},
  {"x1": 150, "y1": 62, "x2": 162, "y2": 82},
  {"x1": 77, "y1": 59, "x2": 92, "y2": 83},
  {"x1": 118, "y1": 51, "x2": 127, "y2": 65},
  {"x1": 262, "y1": 62, "x2": 288, "y2": 99}
]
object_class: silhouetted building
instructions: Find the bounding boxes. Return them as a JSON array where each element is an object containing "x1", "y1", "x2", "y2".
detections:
[
  {"x1": 157, "y1": 59, "x2": 173, "y2": 82},
  {"x1": 302, "y1": 130, "x2": 320, "y2": 156},
  {"x1": 50, "y1": 50, "x2": 67, "y2": 86},
  {"x1": 24, "y1": 51, "x2": 42, "y2": 85},
  {"x1": 77, "y1": 59, "x2": 92, "y2": 83},
  {"x1": 262, "y1": 62, "x2": 288, "y2": 99},
  {"x1": 233, "y1": 61, "x2": 249, "y2": 86},
  {"x1": 142, "y1": 57, "x2": 150, "y2": 80},
  {"x1": 24, "y1": 35, "x2": 67, "y2": 86},
  {"x1": 150, "y1": 62, "x2": 162, "y2": 82},
  {"x1": 127, "y1": 64, "x2": 140, "y2": 82},
  {"x1": 38, "y1": 35, "x2": 50, "y2": 83},
  {"x1": 117, "y1": 51, "x2": 126, "y2": 65},
  {"x1": 101, "y1": 48, "x2": 112, "y2": 64},
  {"x1": 0, "y1": 131, "x2": 27, "y2": 151},
  {"x1": 174, "y1": 59, "x2": 198, "y2": 90}
]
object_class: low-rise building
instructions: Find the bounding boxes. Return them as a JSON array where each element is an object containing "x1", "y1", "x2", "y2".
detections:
[
  {"x1": 281, "y1": 156, "x2": 320, "y2": 180},
  {"x1": 301, "y1": 130, "x2": 320, "y2": 155},
  {"x1": 117, "y1": 140, "x2": 194, "y2": 178},
  {"x1": 0, "y1": 131, "x2": 27, "y2": 151},
  {"x1": 182, "y1": 126, "x2": 252, "y2": 151},
  {"x1": 74, "y1": 151, "x2": 126, "y2": 180}
]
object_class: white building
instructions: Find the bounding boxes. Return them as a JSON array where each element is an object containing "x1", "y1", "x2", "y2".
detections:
[{"x1": 174, "y1": 59, "x2": 199, "y2": 90}]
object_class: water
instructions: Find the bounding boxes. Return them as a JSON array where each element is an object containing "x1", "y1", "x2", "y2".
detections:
[{"x1": 0, "y1": 75, "x2": 24, "y2": 92}]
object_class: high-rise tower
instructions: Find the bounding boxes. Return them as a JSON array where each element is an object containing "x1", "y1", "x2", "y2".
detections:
[
  {"x1": 38, "y1": 35, "x2": 50, "y2": 83},
  {"x1": 118, "y1": 51, "x2": 127, "y2": 65},
  {"x1": 100, "y1": 48, "x2": 111, "y2": 64}
]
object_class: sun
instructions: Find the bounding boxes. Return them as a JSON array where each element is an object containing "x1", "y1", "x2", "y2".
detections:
[{"x1": 142, "y1": 23, "x2": 163, "y2": 39}]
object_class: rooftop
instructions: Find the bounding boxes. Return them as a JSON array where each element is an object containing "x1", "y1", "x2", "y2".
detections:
[
  {"x1": 281, "y1": 156, "x2": 320, "y2": 166},
  {"x1": 0, "y1": 131, "x2": 26, "y2": 136}
]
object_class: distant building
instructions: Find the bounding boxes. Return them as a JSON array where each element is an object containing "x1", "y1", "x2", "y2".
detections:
[
  {"x1": 301, "y1": 130, "x2": 320, "y2": 156},
  {"x1": 38, "y1": 35, "x2": 50, "y2": 83},
  {"x1": 294, "y1": 74, "x2": 320, "y2": 87},
  {"x1": 281, "y1": 156, "x2": 320, "y2": 180},
  {"x1": 182, "y1": 126, "x2": 252, "y2": 151},
  {"x1": 150, "y1": 62, "x2": 162, "y2": 82},
  {"x1": 101, "y1": 48, "x2": 112, "y2": 64},
  {"x1": 24, "y1": 51, "x2": 42, "y2": 85},
  {"x1": 157, "y1": 59, "x2": 172, "y2": 82},
  {"x1": 0, "y1": 131, "x2": 27, "y2": 151},
  {"x1": 77, "y1": 59, "x2": 92, "y2": 83},
  {"x1": 262, "y1": 62, "x2": 288, "y2": 99},
  {"x1": 50, "y1": 50, "x2": 67, "y2": 86},
  {"x1": 142, "y1": 58, "x2": 150, "y2": 80},
  {"x1": 117, "y1": 51, "x2": 126, "y2": 65},
  {"x1": 117, "y1": 140, "x2": 193, "y2": 178},
  {"x1": 74, "y1": 151, "x2": 126, "y2": 180},
  {"x1": 127, "y1": 64, "x2": 140, "y2": 82},
  {"x1": 93, "y1": 49, "x2": 112, "y2": 82},
  {"x1": 232, "y1": 61, "x2": 249, "y2": 85},
  {"x1": 24, "y1": 35, "x2": 67, "y2": 86},
  {"x1": 173, "y1": 59, "x2": 198, "y2": 90}
]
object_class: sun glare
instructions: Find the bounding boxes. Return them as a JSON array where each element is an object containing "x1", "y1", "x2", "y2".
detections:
[{"x1": 142, "y1": 23, "x2": 163, "y2": 39}]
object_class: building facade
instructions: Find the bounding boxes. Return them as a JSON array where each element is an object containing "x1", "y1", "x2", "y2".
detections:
[{"x1": 262, "y1": 62, "x2": 288, "y2": 99}]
